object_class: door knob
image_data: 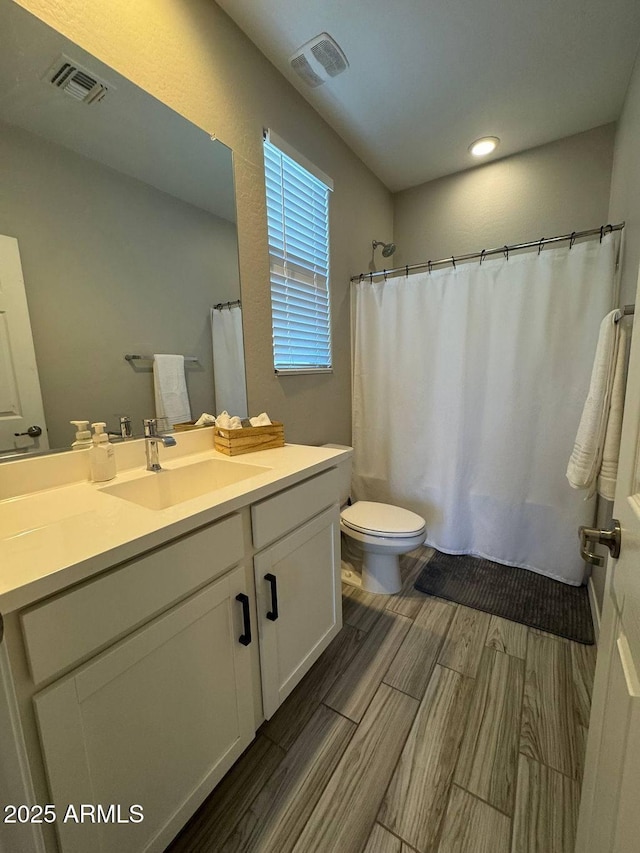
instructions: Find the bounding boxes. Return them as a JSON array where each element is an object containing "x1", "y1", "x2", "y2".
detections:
[
  {"x1": 14, "y1": 425, "x2": 42, "y2": 438},
  {"x1": 579, "y1": 519, "x2": 621, "y2": 567}
]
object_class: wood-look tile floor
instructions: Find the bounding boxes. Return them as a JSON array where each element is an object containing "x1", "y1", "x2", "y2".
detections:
[{"x1": 166, "y1": 549, "x2": 596, "y2": 853}]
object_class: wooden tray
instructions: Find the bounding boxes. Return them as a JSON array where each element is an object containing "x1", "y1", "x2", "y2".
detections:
[{"x1": 214, "y1": 422, "x2": 284, "y2": 456}]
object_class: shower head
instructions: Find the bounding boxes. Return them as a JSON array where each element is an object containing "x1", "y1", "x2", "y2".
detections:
[{"x1": 372, "y1": 239, "x2": 397, "y2": 258}]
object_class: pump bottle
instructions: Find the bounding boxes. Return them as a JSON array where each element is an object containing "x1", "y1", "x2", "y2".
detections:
[
  {"x1": 70, "y1": 420, "x2": 92, "y2": 450},
  {"x1": 89, "y1": 422, "x2": 116, "y2": 482}
]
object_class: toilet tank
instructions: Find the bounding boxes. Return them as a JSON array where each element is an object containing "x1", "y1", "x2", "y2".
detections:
[{"x1": 322, "y1": 444, "x2": 352, "y2": 507}]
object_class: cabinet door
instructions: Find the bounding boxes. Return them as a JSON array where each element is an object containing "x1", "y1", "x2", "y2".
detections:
[
  {"x1": 34, "y1": 566, "x2": 255, "y2": 853},
  {"x1": 254, "y1": 504, "x2": 342, "y2": 719}
]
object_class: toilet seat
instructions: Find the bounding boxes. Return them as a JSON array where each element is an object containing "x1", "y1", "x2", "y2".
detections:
[{"x1": 341, "y1": 501, "x2": 426, "y2": 539}]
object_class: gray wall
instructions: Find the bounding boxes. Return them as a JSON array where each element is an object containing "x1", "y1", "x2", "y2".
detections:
[
  {"x1": 393, "y1": 125, "x2": 616, "y2": 267},
  {"x1": 0, "y1": 120, "x2": 240, "y2": 447},
  {"x1": 609, "y1": 50, "x2": 640, "y2": 306}
]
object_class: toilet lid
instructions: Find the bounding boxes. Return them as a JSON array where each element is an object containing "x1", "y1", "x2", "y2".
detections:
[{"x1": 341, "y1": 501, "x2": 426, "y2": 538}]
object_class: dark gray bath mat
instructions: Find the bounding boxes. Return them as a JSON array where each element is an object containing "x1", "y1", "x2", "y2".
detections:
[{"x1": 414, "y1": 549, "x2": 594, "y2": 644}]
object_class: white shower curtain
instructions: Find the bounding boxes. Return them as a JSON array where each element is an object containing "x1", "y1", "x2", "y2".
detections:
[
  {"x1": 211, "y1": 305, "x2": 248, "y2": 418},
  {"x1": 352, "y1": 236, "x2": 617, "y2": 584}
]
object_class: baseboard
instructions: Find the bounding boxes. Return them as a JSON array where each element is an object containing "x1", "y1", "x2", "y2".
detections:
[{"x1": 588, "y1": 576, "x2": 601, "y2": 645}]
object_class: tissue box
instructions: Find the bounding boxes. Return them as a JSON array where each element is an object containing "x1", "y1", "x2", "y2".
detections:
[{"x1": 214, "y1": 422, "x2": 284, "y2": 456}]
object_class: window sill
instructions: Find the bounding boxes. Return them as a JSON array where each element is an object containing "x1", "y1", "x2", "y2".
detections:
[{"x1": 275, "y1": 368, "x2": 333, "y2": 376}]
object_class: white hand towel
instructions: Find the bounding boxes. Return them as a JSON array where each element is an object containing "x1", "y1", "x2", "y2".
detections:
[
  {"x1": 153, "y1": 354, "x2": 191, "y2": 429},
  {"x1": 194, "y1": 413, "x2": 216, "y2": 426},
  {"x1": 567, "y1": 310, "x2": 621, "y2": 494},
  {"x1": 215, "y1": 411, "x2": 243, "y2": 429},
  {"x1": 597, "y1": 320, "x2": 629, "y2": 500},
  {"x1": 250, "y1": 412, "x2": 272, "y2": 427}
]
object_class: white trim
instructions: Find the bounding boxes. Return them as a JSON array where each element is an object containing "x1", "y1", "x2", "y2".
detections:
[
  {"x1": 588, "y1": 575, "x2": 601, "y2": 645},
  {"x1": 264, "y1": 129, "x2": 334, "y2": 191},
  {"x1": 0, "y1": 644, "x2": 45, "y2": 853},
  {"x1": 275, "y1": 368, "x2": 333, "y2": 376}
]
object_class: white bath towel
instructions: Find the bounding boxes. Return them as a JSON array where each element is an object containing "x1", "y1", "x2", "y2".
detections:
[
  {"x1": 566, "y1": 310, "x2": 623, "y2": 496},
  {"x1": 250, "y1": 412, "x2": 272, "y2": 427},
  {"x1": 598, "y1": 320, "x2": 629, "y2": 500},
  {"x1": 153, "y1": 354, "x2": 191, "y2": 429}
]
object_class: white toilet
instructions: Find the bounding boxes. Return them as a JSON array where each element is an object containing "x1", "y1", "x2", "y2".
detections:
[{"x1": 325, "y1": 445, "x2": 427, "y2": 595}]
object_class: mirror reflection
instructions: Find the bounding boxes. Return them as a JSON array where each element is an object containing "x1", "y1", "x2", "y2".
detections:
[{"x1": 0, "y1": 0, "x2": 247, "y2": 455}]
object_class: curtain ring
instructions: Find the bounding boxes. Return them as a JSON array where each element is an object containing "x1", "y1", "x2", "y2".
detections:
[
  {"x1": 405, "y1": 265, "x2": 409, "y2": 277},
  {"x1": 384, "y1": 269, "x2": 387, "y2": 281},
  {"x1": 480, "y1": 249, "x2": 486, "y2": 265},
  {"x1": 599, "y1": 226, "x2": 604, "y2": 243},
  {"x1": 428, "y1": 260, "x2": 433, "y2": 275},
  {"x1": 538, "y1": 238, "x2": 545, "y2": 255},
  {"x1": 605, "y1": 223, "x2": 613, "y2": 236},
  {"x1": 359, "y1": 273, "x2": 363, "y2": 282},
  {"x1": 503, "y1": 245, "x2": 509, "y2": 260},
  {"x1": 569, "y1": 231, "x2": 576, "y2": 249},
  {"x1": 451, "y1": 256, "x2": 456, "y2": 270},
  {"x1": 369, "y1": 272, "x2": 373, "y2": 284}
]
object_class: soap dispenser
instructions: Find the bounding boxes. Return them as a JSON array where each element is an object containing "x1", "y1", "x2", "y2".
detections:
[
  {"x1": 89, "y1": 422, "x2": 116, "y2": 482},
  {"x1": 70, "y1": 420, "x2": 92, "y2": 451}
]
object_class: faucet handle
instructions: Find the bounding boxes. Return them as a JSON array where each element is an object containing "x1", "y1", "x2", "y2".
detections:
[
  {"x1": 143, "y1": 418, "x2": 157, "y2": 437},
  {"x1": 120, "y1": 416, "x2": 133, "y2": 439}
]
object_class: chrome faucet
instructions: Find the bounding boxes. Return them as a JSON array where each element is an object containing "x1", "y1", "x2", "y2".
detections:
[
  {"x1": 143, "y1": 418, "x2": 177, "y2": 472},
  {"x1": 119, "y1": 416, "x2": 133, "y2": 439}
]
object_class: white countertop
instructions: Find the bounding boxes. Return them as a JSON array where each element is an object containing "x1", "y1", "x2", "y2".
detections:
[{"x1": 0, "y1": 433, "x2": 351, "y2": 613}]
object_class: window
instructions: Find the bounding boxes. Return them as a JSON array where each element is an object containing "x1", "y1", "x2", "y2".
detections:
[{"x1": 264, "y1": 130, "x2": 333, "y2": 374}]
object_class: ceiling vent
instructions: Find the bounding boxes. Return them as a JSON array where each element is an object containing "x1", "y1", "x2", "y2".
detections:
[
  {"x1": 44, "y1": 55, "x2": 110, "y2": 104},
  {"x1": 289, "y1": 33, "x2": 349, "y2": 87}
]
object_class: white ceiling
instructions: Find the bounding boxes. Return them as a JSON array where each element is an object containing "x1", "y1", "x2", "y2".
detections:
[{"x1": 217, "y1": 0, "x2": 640, "y2": 192}]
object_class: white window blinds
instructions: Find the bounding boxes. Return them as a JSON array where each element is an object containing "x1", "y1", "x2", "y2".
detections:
[{"x1": 264, "y1": 132, "x2": 333, "y2": 373}]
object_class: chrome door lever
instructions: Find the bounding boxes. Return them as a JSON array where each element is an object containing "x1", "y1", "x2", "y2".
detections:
[{"x1": 579, "y1": 519, "x2": 621, "y2": 567}]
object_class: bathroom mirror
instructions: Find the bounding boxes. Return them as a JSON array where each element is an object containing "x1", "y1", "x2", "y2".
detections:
[{"x1": 0, "y1": 0, "x2": 247, "y2": 454}]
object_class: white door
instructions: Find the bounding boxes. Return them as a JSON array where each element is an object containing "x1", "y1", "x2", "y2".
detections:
[
  {"x1": 33, "y1": 568, "x2": 255, "y2": 853},
  {"x1": 576, "y1": 267, "x2": 640, "y2": 852},
  {"x1": 0, "y1": 234, "x2": 48, "y2": 454},
  {"x1": 254, "y1": 505, "x2": 342, "y2": 719}
]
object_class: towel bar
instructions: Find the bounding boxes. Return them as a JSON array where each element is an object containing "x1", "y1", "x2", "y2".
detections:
[{"x1": 125, "y1": 354, "x2": 198, "y2": 363}]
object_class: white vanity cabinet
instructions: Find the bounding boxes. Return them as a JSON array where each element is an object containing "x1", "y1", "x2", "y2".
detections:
[
  {"x1": 18, "y1": 514, "x2": 255, "y2": 853},
  {"x1": 32, "y1": 565, "x2": 254, "y2": 853},
  {"x1": 1, "y1": 452, "x2": 348, "y2": 853},
  {"x1": 251, "y1": 469, "x2": 342, "y2": 718}
]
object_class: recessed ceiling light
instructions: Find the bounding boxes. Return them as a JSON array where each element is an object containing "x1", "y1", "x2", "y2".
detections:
[{"x1": 469, "y1": 136, "x2": 500, "y2": 157}]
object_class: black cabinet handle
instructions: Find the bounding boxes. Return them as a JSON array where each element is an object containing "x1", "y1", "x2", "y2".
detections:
[
  {"x1": 235, "y1": 593, "x2": 252, "y2": 646},
  {"x1": 264, "y1": 573, "x2": 279, "y2": 621}
]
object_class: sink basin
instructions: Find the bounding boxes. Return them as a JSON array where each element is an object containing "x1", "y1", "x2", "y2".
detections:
[{"x1": 101, "y1": 458, "x2": 270, "y2": 510}]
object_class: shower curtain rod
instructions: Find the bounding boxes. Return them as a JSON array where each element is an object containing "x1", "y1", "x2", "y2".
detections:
[{"x1": 349, "y1": 221, "x2": 625, "y2": 282}]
